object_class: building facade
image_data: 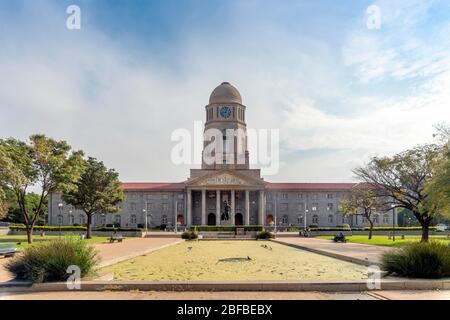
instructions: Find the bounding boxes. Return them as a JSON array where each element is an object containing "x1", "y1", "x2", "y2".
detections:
[{"x1": 49, "y1": 82, "x2": 397, "y2": 229}]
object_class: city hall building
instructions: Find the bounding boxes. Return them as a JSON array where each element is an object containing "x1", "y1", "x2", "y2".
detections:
[{"x1": 49, "y1": 82, "x2": 395, "y2": 229}]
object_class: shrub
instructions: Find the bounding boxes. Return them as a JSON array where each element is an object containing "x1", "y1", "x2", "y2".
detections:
[
  {"x1": 6, "y1": 236, "x2": 99, "y2": 283},
  {"x1": 256, "y1": 231, "x2": 274, "y2": 240},
  {"x1": 336, "y1": 224, "x2": 351, "y2": 229},
  {"x1": 382, "y1": 241, "x2": 450, "y2": 279},
  {"x1": 193, "y1": 225, "x2": 263, "y2": 232},
  {"x1": 93, "y1": 227, "x2": 141, "y2": 232},
  {"x1": 181, "y1": 231, "x2": 198, "y2": 240},
  {"x1": 308, "y1": 224, "x2": 318, "y2": 229}
]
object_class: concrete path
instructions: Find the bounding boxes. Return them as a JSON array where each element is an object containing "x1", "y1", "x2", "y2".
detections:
[
  {"x1": 94, "y1": 237, "x2": 183, "y2": 268},
  {"x1": 272, "y1": 237, "x2": 393, "y2": 266},
  {"x1": 1, "y1": 290, "x2": 449, "y2": 300}
]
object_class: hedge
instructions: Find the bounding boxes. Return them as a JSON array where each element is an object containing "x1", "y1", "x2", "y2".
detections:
[
  {"x1": 308, "y1": 226, "x2": 437, "y2": 232},
  {"x1": 10, "y1": 226, "x2": 87, "y2": 232},
  {"x1": 192, "y1": 225, "x2": 263, "y2": 232}
]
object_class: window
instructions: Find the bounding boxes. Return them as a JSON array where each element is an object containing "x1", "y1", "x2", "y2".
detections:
[
  {"x1": 177, "y1": 202, "x2": 184, "y2": 211},
  {"x1": 100, "y1": 215, "x2": 106, "y2": 225},
  {"x1": 178, "y1": 193, "x2": 184, "y2": 199},
  {"x1": 383, "y1": 214, "x2": 389, "y2": 224},
  {"x1": 115, "y1": 215, "x2": 121, "y2": 224},
  {"x1": 130, "y1": 203, "x2": 137, "y2": 211},
  {"x1": 79, "y1": 214, "x2": 85, "y2": 225},
  {"x1": 362, "y1": 217, "x2": 366, "y2": 223},
  {"x1": 297, "y1": 203, "x2": 304, "y2": 211},
  {"x1": 298, "y1": 193, "x2": 303, "y2": 199},
  {"x1": 373, "y1": 214, "x2": 379, "y2": 223},
  {"x1": 312, "y1": 193, "x2": 318, "y2": 200},
  {"x1": 311, "y1": 203, "x2": 318, "y2": 211},
  {"x1": 57, "y1": 215, "x2": 63, "y2": 225},
  {"x1": 280, "y1": 203, "x2": 288, "y2": 212},
  {"x1": 130, "y1": 215, "x2": 137, "y2": 224},
  {"x1": 281, "y1": 193, "x2": 288, "y2": 200},
  {"x1": 161, "y1": 215, "x2": 168, "y2": 224},
  {"x1": 146, "y1": 203, "x2": 153, "y2": 212},
  {"x1": 327, "y1": 203, "x2": 333, "y2": 211},
  {"x1": 162, "y1": 203, "x2": 169, "y2": 212},
  {"x1": 327, "y1": 193, "x2": 334, "y2": 199},
  {"x1": 162, "y1": 194, "x2": 169, "y2": 200},
  {"x1": 298, "y1": 216, "x2": 304, "y2": 224},
  {"x1": 267, "y1": 203, "x2": 273, "y2": 211},
  {"x1": 68, "y1": 215, "x2": 74, "y2": 225},
  {"x1": 312, "y1": 215, "x2": 319, "y2": 224},
  {"x1": 282, "y1": 215, "x2": 289, "y2": 224},
  {"x1": 328, "y1": 215, "x2": 333, "y2": 223}
]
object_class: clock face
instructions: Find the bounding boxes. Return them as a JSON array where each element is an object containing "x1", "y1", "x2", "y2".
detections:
[{"x1": 220, "y1": 106, "x2": 232, "y2": 118}]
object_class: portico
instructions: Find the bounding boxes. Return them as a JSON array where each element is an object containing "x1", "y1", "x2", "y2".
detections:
[{"x1": 184, "y1": 171, "x2": 266, "y2": 227}]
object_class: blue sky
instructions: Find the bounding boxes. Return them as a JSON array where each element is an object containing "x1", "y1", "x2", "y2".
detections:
[{"x1": 0, "y1": 0, "x2": 449, "y2": 183}]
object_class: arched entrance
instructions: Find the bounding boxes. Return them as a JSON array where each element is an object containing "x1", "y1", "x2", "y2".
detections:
[
  {"x1": 207, "y1": 213, "x2": 216, "y2": 226},
  {"x1": 235, "y1": 213, "x2": 243, "y2": 226},
  {"x1": 266, "y1": 214, "x2": 274, "y2": 225},
  {"x1": 177, "y1": 215, "x2": 184, "y2": 225}
]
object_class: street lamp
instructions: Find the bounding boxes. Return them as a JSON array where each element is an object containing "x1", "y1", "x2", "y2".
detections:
[
  {"x1": 174, "y1": 200, "x2": 178, "y2": 234},
  {"x1": 305, "y1": 209, "x2": 309, "y2": 230},
  {"x1": 274, "y1": 193, "x2": 278, "y2": 234},
  {"x1": 142, "y1": 208, "x2": 147, "y2": 233},
  {"x1": 57, "y1": 202, "x2": 63, "y2": 238},
  {"x1": 391, "y1": 204, "x2": 396, "y2": 242}
]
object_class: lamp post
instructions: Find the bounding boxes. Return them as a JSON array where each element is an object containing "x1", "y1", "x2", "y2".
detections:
[
  {"x1": 305, "y1": 209, "x2": 309, "y2": 230},
  {"x1": 143, "y1": 208, "x2": 147, "y2": 233},
  {"x1": 57, "y1": 202, "x2": 63, "y2": 238},
  {"x1": 391, "y1": 204, "x2": 396, "y2": 242},
  {"x1": 174, "y1": 200, "x2": 178, "y2": 234},
  {"x1": 274, "y1": 193, "x2": 278, "y2": 234}
]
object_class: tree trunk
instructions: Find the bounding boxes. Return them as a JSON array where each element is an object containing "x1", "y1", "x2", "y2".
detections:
[
  {"x1": 86, "y1": 213, "x2": 92, "y2": 239},
  {"x1": 421, "y1": 222, "x2": 430, "y2": 242},
  {"x1": 26, "y1": 226, "x2": 33, "y2": 244},
  {"x1": 368, "y1": 221, "x2": 374, "y2": 240}
]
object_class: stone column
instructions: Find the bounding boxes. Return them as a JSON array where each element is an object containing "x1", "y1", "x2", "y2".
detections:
[
  {"x1": 201, "y1": 189, "x2": 206, "y2": 226},
  {"x1": 245, "y1": 190, "x2": 250, "y2": 225},
  {"x1": 216, "y1": 190, "x2": 221, "y2": 226},
  {"x1": 231, "y1": 190, "x2": 235, "y2": 225},
  {"x1": 187, "y1": 189, "x2": 192, "y2": 228},
  {"x1": 258, "y1": 190, "x2": 265, "y2": 226}
]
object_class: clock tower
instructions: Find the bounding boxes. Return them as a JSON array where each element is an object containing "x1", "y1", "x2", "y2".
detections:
[{"x1": 202, "y1": 82, "x2": 250, "y2": 170}]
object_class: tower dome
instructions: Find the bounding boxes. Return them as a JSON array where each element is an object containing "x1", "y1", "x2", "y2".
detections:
[{"x1": 209, "y1": 82, "x2": 242, "y2": 104}]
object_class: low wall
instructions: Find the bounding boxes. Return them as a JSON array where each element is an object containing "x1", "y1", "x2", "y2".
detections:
[
  {"x1": 0, "y1": 228, "x2": 9, "y2": 236},
  {"x1": 274, "y1": 230, "x2": 445, "y2": 237},
  {"x1": 8, "y1": 230, "x2": 144, "y2": 237}
]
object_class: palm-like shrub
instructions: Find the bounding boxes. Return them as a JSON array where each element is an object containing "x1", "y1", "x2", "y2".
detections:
[
  {"x1": 382, "y1": 241, "x2": 450, "y2": 278},
  {"x1": 6, "y1": 236, "x2": 98, "y2": 283}
]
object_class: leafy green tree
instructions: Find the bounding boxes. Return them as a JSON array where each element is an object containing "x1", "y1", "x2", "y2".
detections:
[
  {"x1": 3, "y1": 192, "x2": 48, "y2": 225},
  {"x1": 0, "y1": 135, "x2": 84, "y2": 243},
  {"x1": 62, "y1": 157, "x2": 124, "y2": 239},
  {"x1": 338, "y1": 184, "x2": 386, "y2": 239},
  {"x1": 354, "y1": 144, "x2": 448, "y2": 242},
  {"x1": 426, "y1": 124, "x2": 450, "y2": 218}
]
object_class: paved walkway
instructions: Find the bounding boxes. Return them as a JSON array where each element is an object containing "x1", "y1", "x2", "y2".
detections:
[
  {"x1": 1, "y1": 290, "x2": 449, "y2": 300},
  {"x1": 94, "y1": 237, "x2": 183, "y2": 268},
  {"x1": 272, "y1": 237, "x2": 393, "y2": 266}
]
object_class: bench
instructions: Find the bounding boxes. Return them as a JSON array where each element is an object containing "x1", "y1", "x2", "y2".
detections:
[
  {"x1": 109, "y1": 234, "x2": 123, "y2": 243},
  {"x1": 0, "y1": 243, "x2": 17, "y2": 258},
  {"x1": 333, "y1": 234, "x2": 347, "y2": 243}
]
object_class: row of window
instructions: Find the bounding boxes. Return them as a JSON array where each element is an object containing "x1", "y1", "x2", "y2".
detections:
[
  {"x1": 266, "y1": 202, "x2": 335, "y2": 212},
  {"x1": 128, "y1": 202, "x2": 185, "y2": 212},
  {"x1": 267, "y1": 193, "x2": 339, "y2": 200},
  {"x1": 125, "y1": 193, "x2": 184, "y2": 200},
  {"x1": 269, "y1": 213, "x2": 391, "y2": 225},
  {"x1": 57, "y1": 214, "x2": 170, "y2": 225}
]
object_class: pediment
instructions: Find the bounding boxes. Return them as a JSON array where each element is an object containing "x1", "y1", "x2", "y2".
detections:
[{"x1": 186, "y1": 170, "x2": 265, "y2": 188}]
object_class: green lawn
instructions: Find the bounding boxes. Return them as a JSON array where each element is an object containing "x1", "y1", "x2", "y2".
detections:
[
  {"x1": 0, "y1": 234, "x2": 111, "y2": 250},
  {"x1": 317, "y1": 235, "x2": 450, "y2": 247}
]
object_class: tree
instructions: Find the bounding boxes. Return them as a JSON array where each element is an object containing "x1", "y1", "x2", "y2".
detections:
[
  {"x1": 338, "y1": 184, "x2": 385, "y2": 239},
  {"x1": 0, "y1": 187, "x2": 7, "y2": 221},
  {"x1": 354, "y1": 144, "x2": 448, "y2": 242},
  {"x1": 3, "y1": 192, "x2": 48, "y2": 225},
  {"x1": 0, "y1": 135, "x2": 84, "y2": 243},
  {"x1": 62, "y1": 157, "x2": 124, "y2": 239},
  {"x1": 426, "y1": 124, "x2": 450, "y2": 215}
]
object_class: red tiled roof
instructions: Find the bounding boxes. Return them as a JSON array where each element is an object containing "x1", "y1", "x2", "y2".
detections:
[
  {"x1": 266, "y1": 183, "x2": 357, "y2": 191},
  {"x1": 121, "y1": 182, "x2": 185, "y2": 191}
]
